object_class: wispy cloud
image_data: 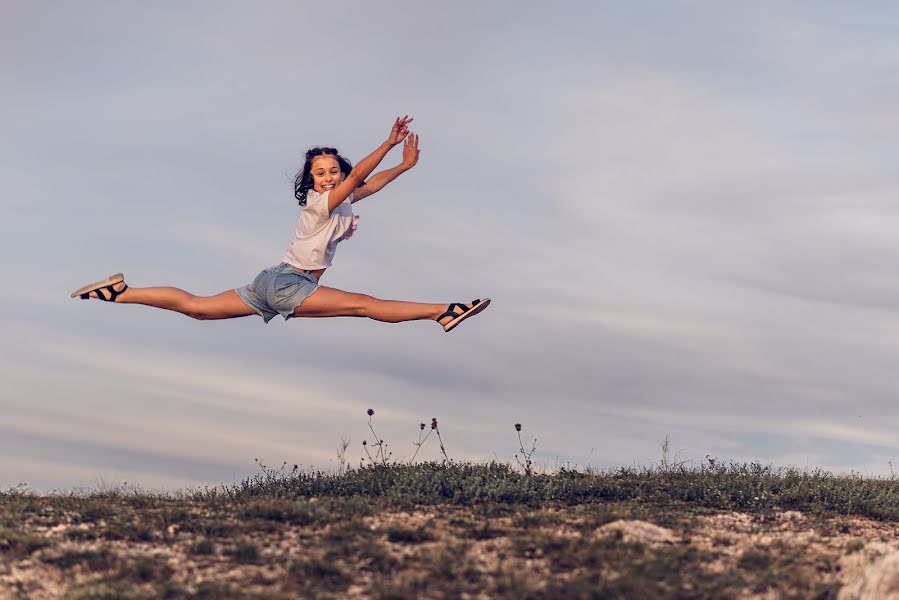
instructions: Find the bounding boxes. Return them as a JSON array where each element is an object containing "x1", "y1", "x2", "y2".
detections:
[{"x1": 5, "y1": 2, "x2": 899, "y2": 488}]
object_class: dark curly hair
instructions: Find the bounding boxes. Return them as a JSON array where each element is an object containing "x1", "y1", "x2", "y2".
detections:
[{"x1": 294, "y1": 147, "x2": 354, "y2": 206}]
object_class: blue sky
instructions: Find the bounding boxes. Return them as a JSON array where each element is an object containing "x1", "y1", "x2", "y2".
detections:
[{"x1": 3, "y1": 2, "x2": 899, "y2": 490}]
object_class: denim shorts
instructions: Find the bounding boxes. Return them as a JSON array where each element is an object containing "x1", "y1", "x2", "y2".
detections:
[{"x1": 236, "y1": 263, "x2": 319, "y2": 323}]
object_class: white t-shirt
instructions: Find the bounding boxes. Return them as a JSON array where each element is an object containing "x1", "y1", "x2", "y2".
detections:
[{"x1": 282, "y1": 190, "x2": 359, "y2": 269}]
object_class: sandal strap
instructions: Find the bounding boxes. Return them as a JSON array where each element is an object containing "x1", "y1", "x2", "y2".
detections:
[
  {"x1": 437, "y1": 302, "x2": 470, "y2": 322},
  {"x1": 436, "y1": 310, "x2": 457, "y2": 322},
  {"x1": 80, "y1": 283, "x2": 128, "y2": 302},
  {"x1": 107, "y1": 283, "x2": 127, "y2": 301}
]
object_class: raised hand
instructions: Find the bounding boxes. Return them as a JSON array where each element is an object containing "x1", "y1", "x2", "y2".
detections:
[
  {"x1": 386, "y1": 115, "x2": 413, "y2": 146},
  {"x1": 401, "y1": 132, "x2": 419, "y2": 169}
]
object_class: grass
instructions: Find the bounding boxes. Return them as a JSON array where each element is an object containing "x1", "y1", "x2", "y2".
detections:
[
  {"x1": 208, "y1": 460, "x2": 899, "y2": 521},
  {"x1": 2, "y1": 461, "x2": 897, "y2": 598}
]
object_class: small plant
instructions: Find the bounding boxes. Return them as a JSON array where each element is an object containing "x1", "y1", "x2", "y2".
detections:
[
  {"x1": 289, "y1": 555, "x2": 351, "y2": 592},
  {"x1": 737, "y1": 548, "x2": 774, "y2": 571},
  {"x1": 254, "y1": 458, "x2": 299, "y2": 482},
  {"x1": 432, "y1": 418, "x2": 450, "y2": 464},
  {"x1": 515, "y1": 423, "x2": 537, "y2": 476},
  {"x1": 362, "y1": 408, "x2": 391, "y2": 466},
  {"x1": 122, "y1": 554, "x2": 173, "y2": 582},
  {"x1": 3, "y1": 482, "x2": 28, "y2": 495},
  {"x1": 189, "y1": 538, "x2": 215, "y2": 556},
  {"x1": 361, "y1": 409, "x2": 449, "y2": 465},
  {"x1": 231, "y1": 539, "x2": 260, "y2": 564},
  {"x1": 336, "y1": 437, "x2": 351, "y2": 475},
  {"x1": 411, "y1": 417, "x2": 449, "y2": 463},
  {"x1": 43, "y1": 548, "x2": 117, "y2": 571},
  {"x1": 410, "y1": 422, "x2": 433, "y2": 464},
  {"x1": 659, "y1": 435, "x2": 689, "y2": 470},
  {"x1": 385, "y1": 524, "x2": 435, "y2": 544}
]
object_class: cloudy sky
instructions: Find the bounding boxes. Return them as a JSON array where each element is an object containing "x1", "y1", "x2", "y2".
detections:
[{"x1": 3, "y1": 2, "x2": 899, "y2": 491}]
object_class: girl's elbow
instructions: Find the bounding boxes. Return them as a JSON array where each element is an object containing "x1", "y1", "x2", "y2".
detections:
[{"x1": 346, "y1": 173, "x2": 365, "y2": 188}]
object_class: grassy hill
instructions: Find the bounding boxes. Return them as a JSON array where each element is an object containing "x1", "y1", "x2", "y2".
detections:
[{"x1": 3, "y1": 461, "x2": 899, "y2": 598}]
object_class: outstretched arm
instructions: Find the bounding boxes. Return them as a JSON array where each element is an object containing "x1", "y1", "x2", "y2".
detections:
[
  {"x1": 353, "y1": 133, "x2": 419, "y2": 203},
  {"x1": 327, "y1": 116, "x2": 411, "y2": 214}
]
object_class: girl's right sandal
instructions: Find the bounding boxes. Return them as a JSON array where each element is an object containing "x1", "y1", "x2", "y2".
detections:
[
  {"x1": 70, "y1": 273, "x2": 128, "y2": 302},
  {"x1": 438, "y1": 298, "x2": 491, "y2": 332}
]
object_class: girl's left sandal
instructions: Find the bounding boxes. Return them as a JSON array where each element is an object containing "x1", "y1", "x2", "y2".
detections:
[
  {"x1": 70, "y1": 273, "x2": 127, "y2": 301},
  {"x1": 439, "y1": 298, "x2": 491, "y2": 332}
]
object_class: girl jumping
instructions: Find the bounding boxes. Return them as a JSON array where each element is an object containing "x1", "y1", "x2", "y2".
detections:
[{"x1": 70, "y1": 116, "x2": 491, "y2": 332}]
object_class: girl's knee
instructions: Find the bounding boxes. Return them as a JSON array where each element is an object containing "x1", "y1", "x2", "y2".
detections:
[
  {"x1": 184, "y1": 295, "x2": 213, "y2": 320},
  {"x1": 355, "y1": 294, "x2": 379, "y2": 317}
]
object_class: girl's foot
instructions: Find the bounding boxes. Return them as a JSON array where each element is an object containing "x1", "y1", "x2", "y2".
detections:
[
  {"x1": 70, "y1": 273, "x2": 128, "y2": 302},
  {"x1": 437, "y1": 298, "x2": 491, "y2": 332}
]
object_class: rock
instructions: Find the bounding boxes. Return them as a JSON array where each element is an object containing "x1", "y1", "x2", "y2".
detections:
[
  {"x1": 595, "y1": 519, "x2": 677, "y2": 545},
  {"x1": 839, "y1": 551, "x2": 899, "y2": 600},
  {"x1": 702, "y1": 511, "x2": 755, "y2": 533}
]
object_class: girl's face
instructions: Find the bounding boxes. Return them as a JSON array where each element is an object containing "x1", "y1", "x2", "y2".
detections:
[{"x1": 311, "y1": 156, "x2": 344, "y2": 193}]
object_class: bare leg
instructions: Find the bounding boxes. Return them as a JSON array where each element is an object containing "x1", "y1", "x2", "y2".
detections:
[
  {"x1": 294, "y1": 285, "x2": 449, "y2": 325},
  {"x1": 79, "y1": 279, "x2": 488, "y2": 327},
  {"x1": 85, "y1": 281, "x2": 256, "y2": 320}
]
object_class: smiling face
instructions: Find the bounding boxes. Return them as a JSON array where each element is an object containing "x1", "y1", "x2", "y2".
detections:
[{"x1": 310, "y1": 155, "x2": 344, "y2": 193}]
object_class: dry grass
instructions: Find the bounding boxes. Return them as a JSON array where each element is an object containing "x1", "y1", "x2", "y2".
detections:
[{"x1": 5, "y1": 461, "x2": 899, "y2": 598}]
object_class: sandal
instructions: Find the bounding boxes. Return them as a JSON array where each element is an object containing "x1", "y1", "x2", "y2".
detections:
[
  {"x1": 438, "y1": 298, "x2": 491, "y2": 332},
  {"x1": 70, "y1": 273, "x2": 128, "y2": 301}
]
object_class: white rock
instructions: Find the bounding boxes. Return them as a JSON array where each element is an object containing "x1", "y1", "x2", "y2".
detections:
[
  {"x1": 595, "y1": 519, "x2": 677, "y2": 545},
  {"x1": 839, "y1": 551, "x2": 899, "y2": 600}
]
